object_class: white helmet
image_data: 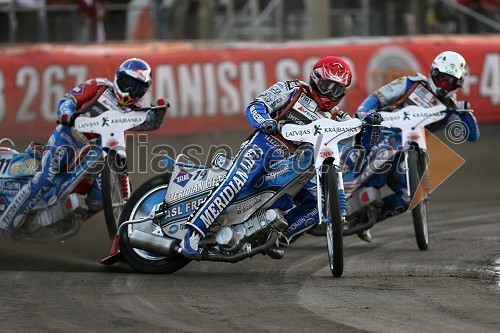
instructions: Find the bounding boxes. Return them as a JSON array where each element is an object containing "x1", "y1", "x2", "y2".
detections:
[{"x1": 429, "y1": 51, "x2": 467, "y2": 99}]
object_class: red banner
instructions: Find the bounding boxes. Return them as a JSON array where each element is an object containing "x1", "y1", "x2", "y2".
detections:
[{"x1": 0, "y1": 35, "x2": 499, "y2": 139}]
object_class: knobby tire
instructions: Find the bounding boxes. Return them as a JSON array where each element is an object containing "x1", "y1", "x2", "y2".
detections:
[
  {"x1": 408, "y1": 149, "x2": 429, "y2": 251},
  {"x1": 119, "y1": 173, "x2": 191, "y2": 274},
  {"x1": 102, "y1": 160, "x2": 131, "y2": 240},
  {"x1": 322, "y1": 164, "x2": 344, "y2": 277}
]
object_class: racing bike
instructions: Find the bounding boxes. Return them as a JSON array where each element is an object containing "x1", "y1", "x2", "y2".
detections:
[
  {"x1": 343, "y1": 104, "x2": 470, "y2": 250},
  {"x1": 101, "y1": 116, "x2": 362, "y2": 277},
  {"x1": 0, "y1": 104, "x2": 164, "y2": 242}
]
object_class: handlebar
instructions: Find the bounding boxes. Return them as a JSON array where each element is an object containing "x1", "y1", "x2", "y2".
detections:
[
  {"x1": 373, "y1": 107, "x2": 473, "y2": 114},
  {"x1": 58, "y1": 104, "x2": 168, "y2": 126}
]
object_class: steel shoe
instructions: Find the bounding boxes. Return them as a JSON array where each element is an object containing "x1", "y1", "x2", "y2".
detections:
[
  {"x1": 357, "y1": 229, "x2": 372, "y2": 243},
  {"x1": 265, "y1": 247, "x2": 285, "y2": 259}
]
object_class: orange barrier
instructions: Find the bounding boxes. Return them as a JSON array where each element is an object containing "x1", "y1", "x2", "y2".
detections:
[{"x1": 0, "y1": 35, "x2": 499, "y2": 139}]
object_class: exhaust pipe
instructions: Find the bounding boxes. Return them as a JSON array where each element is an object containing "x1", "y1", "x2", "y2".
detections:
[{"x1": 128, "y1": 230, "x2": 177, "y2": 257}]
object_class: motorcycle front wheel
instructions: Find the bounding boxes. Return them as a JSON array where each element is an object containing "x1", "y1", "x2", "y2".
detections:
[
  {"x1": 102, "y1": 160, "x2": 131, "y2": 239},
  {"x1": 408, "y1": 148, "x2": 429, "y2": 251},
  {"x1": 119, "y1": 173, "x2": 191, "y2": 274},
  {"x1": 321, "y1": 164, "x2": 344, "y2": 277}
]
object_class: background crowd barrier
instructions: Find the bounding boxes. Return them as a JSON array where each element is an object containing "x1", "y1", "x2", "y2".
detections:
[{"x1": 0, "y1": 35, "x2": 499, "y2": 139}]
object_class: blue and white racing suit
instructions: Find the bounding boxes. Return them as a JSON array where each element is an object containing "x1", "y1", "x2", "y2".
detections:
[
  {"x1": 343, "y1": 73, "x2": 480, "y2": 222},
  {"x1": 186, "y1": 80, "x2": 353, "y2": 244},
  {"x1": 0, "y1": 78, "x2": 165, "y2": 233}
]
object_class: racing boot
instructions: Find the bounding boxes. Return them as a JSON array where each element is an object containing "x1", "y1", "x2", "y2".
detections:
[
  {"x1": 265, "y1": 246, "x2": 285, "y2": 259},
  {"x1": 179, "y1": 227, "x2": 203, "y2": 261},
  {"x1": 346, "y1": 211, "x2": 373, "y2": 243},
  {"x1": 357, "y1": 228, "x2": 372, "y2": 243},
  {"x1": 306, "y1": 223, "x2": 326, "y2": 236}
]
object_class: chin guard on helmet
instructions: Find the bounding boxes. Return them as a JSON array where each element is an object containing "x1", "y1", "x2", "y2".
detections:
[
  {"x1": 114, "y1": 58, "x2": 152, "y2": 106},
  {"x1": 429, "y1": 51, "x2": 467, "y2": 99},
  {"x1": 309, "y1": 56, "x2": 352, "y2": 110}
]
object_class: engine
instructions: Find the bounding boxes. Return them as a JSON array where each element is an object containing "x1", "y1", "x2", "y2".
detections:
[
  {"x1": 17, "y1": 193, "x2": 89, "y2": 241},
  {"x1": 214, "y1": 208, "x2": 288, "y2": 253}
]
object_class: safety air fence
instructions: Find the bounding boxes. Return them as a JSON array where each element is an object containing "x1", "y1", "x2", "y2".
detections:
[{"x1": 0, "y1": 35, "x2": 499, "y2": 139}]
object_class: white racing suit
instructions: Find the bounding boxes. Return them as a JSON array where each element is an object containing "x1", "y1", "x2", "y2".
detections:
[{"x1": 0, "y1": 78, "x2": 165, "y2": 233}]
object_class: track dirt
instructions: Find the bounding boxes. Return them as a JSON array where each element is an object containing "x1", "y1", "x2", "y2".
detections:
[{"x1": 0, "y1": 124, "x2": 499, "y2": 333}]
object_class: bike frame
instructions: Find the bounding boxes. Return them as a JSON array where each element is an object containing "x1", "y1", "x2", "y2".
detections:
[
  {"x1": 282, "y1": 117, "x2": 362, "y2": 222},
  {"x1": 378, "y1": 104, "x2": 448, "y2": 199},
  {"x1": 74, "y1": 109, "x2": 149, "y2": 159}
]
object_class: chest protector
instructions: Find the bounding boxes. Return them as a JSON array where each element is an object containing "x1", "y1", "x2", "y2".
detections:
[{"x1": 387, "y1": 81, "x2": 443, "y2": 111}]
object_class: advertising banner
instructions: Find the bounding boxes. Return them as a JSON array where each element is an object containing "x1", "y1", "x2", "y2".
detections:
[{"x1": 0, "y1": 35, "x2": 499, "y2": 139}]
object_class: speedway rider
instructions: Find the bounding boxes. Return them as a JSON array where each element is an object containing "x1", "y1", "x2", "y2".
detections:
[
  {"x1": 0, "y1": 58, "x2": 168, "y2": 239},
  {"x1": 343, "y1": 50, "x2": 480, "y2": 242},
  {"x1": 180, "y1": 56, "x2": 379, "y2": 260}
]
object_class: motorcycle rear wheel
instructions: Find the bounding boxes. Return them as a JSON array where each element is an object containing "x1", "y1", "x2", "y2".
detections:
[
  {"x1": 408, "y1": 149, "x2": 429, "y2": 251},
  {"x1": 102, "y1": 161, "x2": 131, "y2": 239},
  {"x1": 322, "y1": 164, "x2": 344, "y2": 277},
  {"x1": 119, "y1": 173, "x2": 191, "y2": 274}
]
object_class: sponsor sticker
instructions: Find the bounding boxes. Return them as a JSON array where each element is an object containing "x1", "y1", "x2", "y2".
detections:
[
  {"x1": 319, "y1": 148, "x2": 334, "y2": 159},
  {"x1": 173, "y1": 169, "x2": 192, "y2": 187},
  {"x1": 236, "y1": 195, "x2": 263, "y2": 214},
  {"x1": 167, "y1": 175, "x2": 225, "y2": 202},
  {"x1": 162, "y1": 197, "x2": 205, "y2": 220},
  {"x1": 168, "y1": 224, "x2": 179, "y2": 234},
  {"x1": 9, "y1": 159, "x2": 39, "y2": 176},
  {"x1": 408, "y1": 85, "x2": 440, "y2": 108}
]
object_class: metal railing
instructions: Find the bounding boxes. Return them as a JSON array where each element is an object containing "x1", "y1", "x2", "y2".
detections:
[{"x1": 0, "y1": 0, "x2": 498, "y2": 45}]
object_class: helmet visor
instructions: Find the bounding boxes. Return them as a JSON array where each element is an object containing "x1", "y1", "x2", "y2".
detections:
[
  {"x1": 432, "y1": 71, "x2": 462, "y2": 91},
  {"x1": 117, "y1": 73, "x2": 150, "y2": 99},
  {"x1": 315, "y1": 78, "x2": 347, "y2": 100}
]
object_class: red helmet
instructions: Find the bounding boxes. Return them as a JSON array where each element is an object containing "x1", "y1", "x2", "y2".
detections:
[{"x1": 309, "y1": 56, "x2": 352, "y2": 110}]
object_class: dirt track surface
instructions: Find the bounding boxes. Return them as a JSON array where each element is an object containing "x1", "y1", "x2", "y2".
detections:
[{"x1": 1, "y1": 125, "x2": 499, "y2": 333}]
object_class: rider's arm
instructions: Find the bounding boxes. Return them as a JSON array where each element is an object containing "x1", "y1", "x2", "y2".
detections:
[
  {"x1": 131, "y1": 109, "x2": 166, "y2": 131},
  {"x1": 453, "y1": 100, "x2": 480, "y2": 141},
  {"x1": 131, "y1": 99, "x2": 169, "y2": 132},
  {"x1": 57, "y1": 95, "x2": 77, "y2": 123},
  {"x1": 246, "y1": 101, "x2": 273, "y2": 129},
  {"x1": 356, "y1": 94, "x2": 381, "y2": 119},
  {"x1": 356, "y1": 110, "x2": 383, "y2": 151},
  {"x1": 246, "y1": 81, "x2": 300, "y2": 132},
  {"x1": 57, "y1": 78, "x2": 103, "y2": 124},
  {"x1": 457, "y1": 112, "x2": 480, "y2": 141},
  {"x1": 429, "y1": 101, "x2": 480, "y2": 142},
  {"x1": 356, "y1": 75, "x2": 421, "y2": 119}
]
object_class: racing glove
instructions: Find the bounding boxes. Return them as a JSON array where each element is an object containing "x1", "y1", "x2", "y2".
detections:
[
  {"x1": 359, "y1": 111, "x2": 383, "y2": 150},
  {"x1": 455, "y1": 101, "x2": 471, "y2": 111},
  {"x1": 57, "y1": 98, "x2": 77, "y2": 126},
  {"x1": 58, "y1": 113, "x2": 77, "y2": 126},
  {"x1": 151, "y1": 98, "x2": 170, "y2": 110},
  {"x1": 259, "y1": 119, "x2": 280, "y2": 135}
]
